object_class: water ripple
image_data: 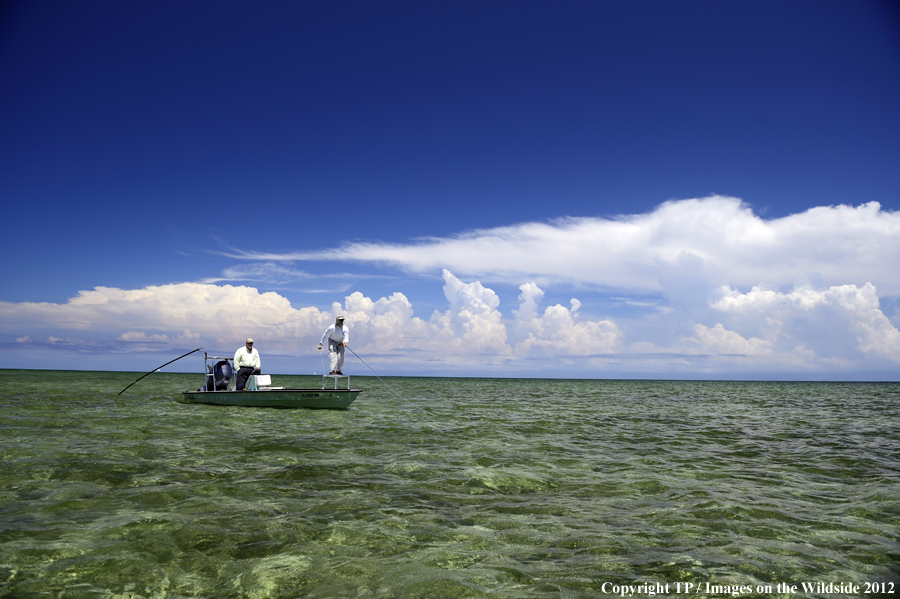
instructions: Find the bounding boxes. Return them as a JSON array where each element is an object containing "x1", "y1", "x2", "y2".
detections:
[{"x1": 1, "y1": 372, "x2": 898, "y2": 597}]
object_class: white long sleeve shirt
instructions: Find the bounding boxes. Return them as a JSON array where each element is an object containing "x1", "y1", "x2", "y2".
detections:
[
  {"x1": 234, "y1": 346, "x2": 261, "y2": 370},
  {"x1": 320, "y1": 323, "x2": 348, "y2": 345}
]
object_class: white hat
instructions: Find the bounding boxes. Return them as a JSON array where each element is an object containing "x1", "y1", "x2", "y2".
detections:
[
  {"x1": 246, "y1": 338, "x2": 254, "y2": 344},
  {"x1": 335, "y1": 315, "x2": 345, "y2": 321}
]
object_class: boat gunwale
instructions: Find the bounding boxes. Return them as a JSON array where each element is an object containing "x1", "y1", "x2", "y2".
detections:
[
  {"x1": 181, "y1": 387, "x2": 362, "y2": 409},
  {"x1": 182, "y1": 388, "x2": 362, "y2": 394}
]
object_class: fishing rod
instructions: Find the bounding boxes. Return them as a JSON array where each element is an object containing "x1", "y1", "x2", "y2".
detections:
[{"x1": 118, "y1": 347, "x2": 204, "y2": 395}]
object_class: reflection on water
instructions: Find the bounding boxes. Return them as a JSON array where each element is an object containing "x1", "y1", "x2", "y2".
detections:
[{"x1": 1, "y1": 370, "x2": 898, "y2": 598}]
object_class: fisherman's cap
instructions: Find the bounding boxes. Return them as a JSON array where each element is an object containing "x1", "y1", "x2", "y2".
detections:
[{"x1": 246, "y1": 338, "x2": 254, "y2": 344}]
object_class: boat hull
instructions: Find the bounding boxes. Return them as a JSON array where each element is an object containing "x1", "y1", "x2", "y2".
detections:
[{"x1": 182, "y1": 388, "x2": 361, "y2": 409}]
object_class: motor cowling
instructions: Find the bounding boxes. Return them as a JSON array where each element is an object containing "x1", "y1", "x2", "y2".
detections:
[{"x1": 214, "y1": 360, "x2": 233, "y2": 390}]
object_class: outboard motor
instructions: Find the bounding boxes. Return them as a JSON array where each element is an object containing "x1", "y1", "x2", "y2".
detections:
[{"x1": 213, "y1": 360, "x2": 233, "y2": 390}]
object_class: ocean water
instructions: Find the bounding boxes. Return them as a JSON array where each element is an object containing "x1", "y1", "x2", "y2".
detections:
[{"x1": 1, "y1": 370, "x2": 898, "y2": 599}]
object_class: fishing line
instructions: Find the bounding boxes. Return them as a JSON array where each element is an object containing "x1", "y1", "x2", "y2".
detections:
[{"x1": 346, "y1": 346, "x2": 442, "y2": 419}]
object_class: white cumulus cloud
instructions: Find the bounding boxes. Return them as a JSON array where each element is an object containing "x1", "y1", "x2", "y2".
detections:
[
  {"x1": 0, "y1": 283, "x2": 329, "y2": 351},
  {"x1": 4, "y1": 197, "x2": 899, "y2": 377},
  {"x1": 709, "y1": 282, "x2": 900, "y2": 362},
  {"x1": 225, "y1": 197, "x2": 900, "y2": 295},
  {"x1": 513, "y1": 282, "x2": 620, "y2": 355},
  {"x1": 1, "y1": 272, "x2": 627, "y2": 370}
]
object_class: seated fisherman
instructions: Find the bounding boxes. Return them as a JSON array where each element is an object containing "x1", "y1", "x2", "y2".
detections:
[{"x1": 234, "y1": 338, "x2": 261, "y2": 390}]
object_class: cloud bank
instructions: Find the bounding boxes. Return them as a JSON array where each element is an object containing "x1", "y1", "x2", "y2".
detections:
[
  {"x1": 1, "y1": 273, "x2": 897, "y2": 378},
  {"x1": 227, "y1": 196, "x2": 900, "y2": 296},
  {"x1": 0, "y1": 271, "x2": 618, "y2": 365},
  {"x1": 2, "y1": 198, "x2": 898, "y2": 378}
]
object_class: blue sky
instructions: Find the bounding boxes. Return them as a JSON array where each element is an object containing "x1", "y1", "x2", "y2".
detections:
[{"x1": 2, "y1": 0, "x2": 899, "y2": 379}]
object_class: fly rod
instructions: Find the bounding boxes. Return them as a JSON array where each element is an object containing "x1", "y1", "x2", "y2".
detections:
[{"x1": 118, "y1": 347, "x2": 204, "y2": 395}]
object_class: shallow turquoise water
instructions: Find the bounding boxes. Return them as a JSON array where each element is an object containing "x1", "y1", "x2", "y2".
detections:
[{"x1": 1, "y1": 370, "x2": 898, "y2": 598}]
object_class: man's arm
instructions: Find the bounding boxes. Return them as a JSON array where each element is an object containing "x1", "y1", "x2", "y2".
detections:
[{"x1": 320, "y1": 325, "x2": 332, "y2": 345}]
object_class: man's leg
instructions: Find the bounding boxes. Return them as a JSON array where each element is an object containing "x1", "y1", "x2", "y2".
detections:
[
  {"x1": 328, "y1": 343, "x2": 339, "y2": 374},
  {"x1": 236, "y1": 366, "x2": 252, "y2": 390},
  {"x1": 336, "y1": 345, "x2": 345, "y2": 373}
]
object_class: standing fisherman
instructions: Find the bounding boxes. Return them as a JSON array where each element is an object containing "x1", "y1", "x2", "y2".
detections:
[{"x1": 318, "y1": 315, "x2": 348, "y2": 375}]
